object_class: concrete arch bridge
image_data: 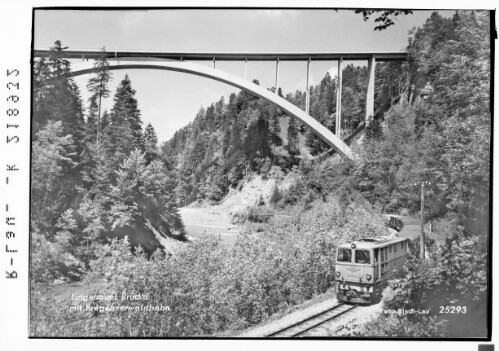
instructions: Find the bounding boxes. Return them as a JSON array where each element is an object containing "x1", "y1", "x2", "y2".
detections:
[{"x1": 34, "y1": 50, "x2": 407, "y2": 161}]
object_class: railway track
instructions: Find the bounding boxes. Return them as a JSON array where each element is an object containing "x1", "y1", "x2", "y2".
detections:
[{"x1": 267, "y1": 303, "x2": 357, "y2": 337}]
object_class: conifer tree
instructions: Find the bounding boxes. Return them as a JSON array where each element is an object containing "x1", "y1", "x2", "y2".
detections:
[
  {"x1": 99, "y1": 110, "x2": 110, "y2": 135},
  {"x1": 33, "y1": 40, "x2": 85, "y2": 163},
  {"x1": 84, "y1": 94, "x2": 99, "y2": 145},
  {"x1": 175, "y1": 178, "x2": 190, "y2": 207},
  {"x1": 243, "y1": 109, "x2": 271, "y2": 161},
  {"x1": 144, "y1": 122, "x2": 159, "y2": 164},
  {"x1": 108, "y1": 74, "x2": 144, "y2": 163},
  {"x1": 86, "y1": 46, "x2": 112, "y2": 142},
  {"x1": 287, "y1": 118, "x2": 300, "y2": 156}
]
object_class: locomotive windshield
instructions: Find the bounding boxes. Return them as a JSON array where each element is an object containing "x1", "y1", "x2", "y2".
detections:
[
  {"x1": 337, "y1": 248, "x2": 352, "y2": 262},
  {"x1": 355, "y1": 249, "x2": 371, "y2": 264}
]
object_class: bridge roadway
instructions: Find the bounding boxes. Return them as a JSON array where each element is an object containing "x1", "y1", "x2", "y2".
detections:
[{"x1": 33, "y1": 49, "x2": 407, "y2": 62}]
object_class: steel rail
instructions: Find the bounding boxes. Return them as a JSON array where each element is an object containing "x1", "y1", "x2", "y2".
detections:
[{"x1": 267, "y1": 303, "x2": 357, "y2": 337}]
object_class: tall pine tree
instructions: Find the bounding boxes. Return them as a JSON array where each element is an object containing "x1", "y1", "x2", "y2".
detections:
[
  {"x1": 108, "y1": 74, "x2": 144, "y2": 166},
  {"x1": 33, "y1": 40, "x2": 85, "y2": 164},
  {"x1": 84, "y1": 94, "x2": 99, "y2": 145},
  {"x1": 287, "y1": 117, "x2": 300, "y2": 156},
  {"x1": 144, "y1": 122, "x2": 159, "y2": 164},
  {"x1": 86, "y1": 46, "x2": 112, "y2": 142}
]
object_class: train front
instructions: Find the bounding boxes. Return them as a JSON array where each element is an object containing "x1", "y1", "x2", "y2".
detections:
[{"x1": 335, "y1": 242, "x2": 376, "y2": 304}]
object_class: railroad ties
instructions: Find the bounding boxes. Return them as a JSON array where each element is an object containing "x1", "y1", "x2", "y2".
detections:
[{"x1": 266, "y1": 303, "x2": 357, "y2": 337}]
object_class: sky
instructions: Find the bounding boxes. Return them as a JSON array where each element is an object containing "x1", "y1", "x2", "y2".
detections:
[{"x1": 34, "y1": 9, "x2": 455, "y2": 142}]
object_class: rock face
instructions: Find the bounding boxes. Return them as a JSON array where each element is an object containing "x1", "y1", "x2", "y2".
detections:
[
  {"x1": 111, "y1": 219, "x2": 163, "y2": 253},
  {"x1": 219, "y1": 175, "x2": 278, "y2": 212},
  {"x1": 110, "y1": 217, "x2": 186, "y2": 254}
]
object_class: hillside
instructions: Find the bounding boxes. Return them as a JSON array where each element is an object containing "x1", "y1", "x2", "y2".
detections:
[{"x1": 160, "y1": 64, "x2": 385, "y2": 209}]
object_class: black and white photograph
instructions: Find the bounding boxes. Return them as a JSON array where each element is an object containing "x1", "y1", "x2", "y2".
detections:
[{"x1": 1, "y1": 3, "x2": 495, "y2": 346}]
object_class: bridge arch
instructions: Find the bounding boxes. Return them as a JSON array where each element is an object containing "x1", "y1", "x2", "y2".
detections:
[{"x1": 68, "y1": 61, "x2": 356, "y2": 160}]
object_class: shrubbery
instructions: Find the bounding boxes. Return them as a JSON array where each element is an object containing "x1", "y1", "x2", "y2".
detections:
[
  {"x1": 30, "y1": 198, "x2": 386, "y2": 337},
  {"x1": 360, "y1": 231, "x2": 488, "y2": 337}
]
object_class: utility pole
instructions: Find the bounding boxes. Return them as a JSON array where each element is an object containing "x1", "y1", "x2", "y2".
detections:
[
  {"x1": 416, "y1": 180, "x2": 430, "y2": 259},
  {"x1": 305, "y1": 57, "x2": 311, "y2": 115},
  {"x1": 336, "y1": 57, "x2": 343, "y2": 138},
  {"x1": 420, "y1": 182, "x2": 425, "y2": 259}
]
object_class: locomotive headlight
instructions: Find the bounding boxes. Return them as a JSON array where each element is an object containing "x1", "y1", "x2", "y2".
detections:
[
  {"x1": 366, "y1": 274, "x2": 372, "y2": 281},
  {"x1": 336, "y1": 271, "x2": 341, "y2": 278}
]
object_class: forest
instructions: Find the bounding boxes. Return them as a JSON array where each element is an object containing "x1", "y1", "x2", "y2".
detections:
[{"x1": 30, "y1": 11, "x2": 490, "y2": 337}]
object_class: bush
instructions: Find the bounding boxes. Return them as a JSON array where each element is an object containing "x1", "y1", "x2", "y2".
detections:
[
  {"x1": 31, "y1": 198, "x2": 387, "y2": 337},
  {"x1": 278, "y1": 178, "x2": 307, "y2": 207},
  {"x1": 361, "y1": 230, "x2": 488, "y2": 338},
  {"x1": 246, "y1": 205, "x2": 273, "y2": 223},
  {"x1": 268, "y1": 183, "x2": 281, "y2": 205},
  {"x1": 361, "y1": 315, "x2": 447, "y2": 337},
  {"x1": 31, "y1": 231, "x2": 85, "y2": 283}
]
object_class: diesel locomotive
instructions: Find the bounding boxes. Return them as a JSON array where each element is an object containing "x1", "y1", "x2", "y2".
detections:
[{"x1": 335, "y1": 236, "x2": 409, "y2": 304}]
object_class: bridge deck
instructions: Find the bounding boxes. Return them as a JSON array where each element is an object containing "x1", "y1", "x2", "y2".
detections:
[{"x1": 33, "y1": 50, "x2": 407, "y2": 62}]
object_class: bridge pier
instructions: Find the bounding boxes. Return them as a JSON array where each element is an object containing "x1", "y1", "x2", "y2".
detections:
[
  {"x1": 306, "y1": 57, "x2": 311, "y2": 114},
  {"x1": 275, "y1": 58, "x2": 279, "y2": 94},
  {"x1": 336, "y1": 57, "x2": 343, "y2": 138},
  {"x1": 366, "y1": 54, "x2": 376, "y2": 125},
  {"x1": 244, "y1": 58, "x2": 248, "y2": 79}
]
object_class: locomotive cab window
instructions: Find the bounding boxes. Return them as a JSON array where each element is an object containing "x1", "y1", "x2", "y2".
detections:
[
  {"x1": 355, "y1": 249, "x2": 371, "y2": 264},
  {"x1": 337, "y1": 248, "x2": 352, "y2": 262}
]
